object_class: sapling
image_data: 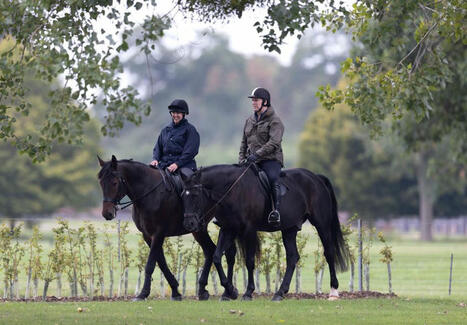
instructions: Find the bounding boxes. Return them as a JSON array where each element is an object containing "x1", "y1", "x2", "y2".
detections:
[
  {"x1": 25, "y1": 226, "x2": 42, "y2": 299},
  {"x1": 295, "y1": 232, "x2": 309, "y2": 294},
  {"x1": 259, "y1": 239, "x2": 274, "y2": 294},
  {"x1": 76, "y1": 226, "x2": 89, "y2": 296},
  {"x1": 59, "y1": 220, "x2": 78, "y2": 297},
  {"x1": 103, "y1": 223, "x2": 115, "y2": 297},
  {"x1": 84, "y1": 222, "x2": 98, "y2": 298},
  {"x1": 362, "y1": 225, "x2": 375, "y2": 291},
  {"x1": 180, "y1": 240, "x2": 195, "y2": 296},
  {"x1": 118, "y1": 222, "x2": 131, "y2": 298},
  {"x1": 192, "y1": 242, "x2": 204, "y2": 295},
  {"x1": 270, "y1": 232, "x2": 284, "y2": 292},
  {"x1": 341, "y1": 214, "x2": 357, "y2": 292},
  {"x1": 42, "y1": 249, "x2": 57, "y2": 300},
  {"x1": 51, "y1": 223, "x2": 66, "y2": 297},
  {"x1": 134, "y1": 236, "x2": 149, "y2": 295},
  {"x1": 313, "y1": 235, "x2": 326, "y2": 294},
  {"x1": 0, "y1": 224, "x2": 25, "y2": 299},
  {"x1": 377, "y1": 232, "x2": 394, "y2": 293}
]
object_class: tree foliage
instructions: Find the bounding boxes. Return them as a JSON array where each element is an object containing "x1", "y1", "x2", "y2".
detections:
[
  {"x1": 317, "y1": 0, "x2": 466, "y2": 162},
  {"x1": 298, "y1": 89, "x2": 418, "y2": 219}
]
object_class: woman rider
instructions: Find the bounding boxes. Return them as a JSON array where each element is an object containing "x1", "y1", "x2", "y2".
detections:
[{"x1": 150, "y1": 99, "x2": 200, "y2": 177}]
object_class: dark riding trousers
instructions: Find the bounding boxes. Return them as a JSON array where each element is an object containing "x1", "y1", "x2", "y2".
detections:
[{"x1": 258, "y1": 160, "x2": 281, "y2": 184}]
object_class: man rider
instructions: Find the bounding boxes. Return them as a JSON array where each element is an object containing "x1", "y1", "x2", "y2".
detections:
[
  {"x1": 239, "y1": 87, "x2": 285, "y2": 225},
  {"x1": 150, "y1": 99, "x2": 200, "y2": 176}
]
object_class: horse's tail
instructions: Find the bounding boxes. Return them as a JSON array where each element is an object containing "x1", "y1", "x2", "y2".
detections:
[
  {"x1": 236, "y1": 231, "x2": 261, "y2": 261},
  {"x1": 317, "y1": 174, "x2": 349, "y2": 273}
]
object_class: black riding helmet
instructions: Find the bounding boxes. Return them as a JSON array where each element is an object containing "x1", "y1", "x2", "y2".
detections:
[
  {"x1": 248, "y1": 87, "x2": 271, "y2": 107},
  {"x1": 168, "y1": 99, "x2": 189, "y2": 115}
]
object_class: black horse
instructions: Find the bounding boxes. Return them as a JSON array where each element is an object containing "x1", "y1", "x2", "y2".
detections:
[
  {"x1": 181, "y1": 164, "x2": 349, "y2": 301},
  {"x1": 97, "y1": 156, "x2": 238, "y2": 301}
]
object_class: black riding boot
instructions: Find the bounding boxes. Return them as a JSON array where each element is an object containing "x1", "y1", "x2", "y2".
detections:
[{"x1": 268, "y1": 182, "x2": 281, "y2": 225}]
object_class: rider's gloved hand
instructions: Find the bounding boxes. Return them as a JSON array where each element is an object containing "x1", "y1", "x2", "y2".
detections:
[{"x1": 246, "y1": 154, "x2": 258, "y2": 163}]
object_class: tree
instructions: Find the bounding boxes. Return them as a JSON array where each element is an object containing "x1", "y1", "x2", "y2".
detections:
[
  {"x1": 0, "y1": 0, "x2": 352, "y2": 161},
  {"x1": 298, "y1": 87, "x2": 418, "y2": 220},
  {"x1": 0, "y1": 58, "x2": 102, "y2": 219},
  {"x1": 317, "y1": 1, "x2": 466, "y2": 240}
]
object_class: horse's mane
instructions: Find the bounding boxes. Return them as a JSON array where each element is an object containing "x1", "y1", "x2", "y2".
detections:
[{"x1": 98, "y1": 158, "x2": 151, "y2": 179}]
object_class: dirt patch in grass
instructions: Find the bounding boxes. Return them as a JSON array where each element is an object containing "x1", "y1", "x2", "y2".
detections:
[{"x1": 0, "y1": 291, "x2": 396, "y2": 302}]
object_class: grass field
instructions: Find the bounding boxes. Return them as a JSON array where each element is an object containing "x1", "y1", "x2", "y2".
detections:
[{"x1": 0, "y1": 218, "x2": 466, "y2": 324}]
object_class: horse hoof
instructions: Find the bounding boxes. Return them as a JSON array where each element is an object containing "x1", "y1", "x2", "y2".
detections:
[
  {"x1": 132, "y1": 296, "x2": 146, "y2": 302},
  {"x1": 171, "y1": 295, "x2": 182, "y2": 301},
  {"x1": 231, "y1": 287, "x2": 239, "y2": 300},
  {"x1": 328, "y1": 296, "x2": 339, "y2": 301},
  {"x1": 241, "y1": 295, "x2": 252, "y2": 301},
  {"x1": 220, "y1": 295, "x2": 231, "y2": 301},
  {"x1": 271, "y1": 294, "x2": 283, "y2": 302},
  {"x1": 198, "y1": 291, "x2": 210, "y2": 301}
]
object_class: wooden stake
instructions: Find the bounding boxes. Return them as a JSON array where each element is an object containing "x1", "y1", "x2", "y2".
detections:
[
  {"x1": 358, "y1": 219, "x2": 363, "y2": 292},
  {"x1": 449, "y1": 253, "x2": 453, "y2": 295}
]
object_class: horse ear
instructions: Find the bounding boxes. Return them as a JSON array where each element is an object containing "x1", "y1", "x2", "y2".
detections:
[
  {"x1": 111, "y1": 155, "x2": 118, "y2": 170},
  {"x1": 97, "y1": 155, "x2": 105, "y2": 167},
  {"x1": 192, "y1": 171, "x2": 201, "y2": 183}
]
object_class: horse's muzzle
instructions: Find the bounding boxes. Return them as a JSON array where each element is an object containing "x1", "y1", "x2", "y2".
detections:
[
  {"x1": 102, "y1": 202, "x2": 116, "y2": 220},
  {"x1": 183, "y1": 213, "x2": 200, "y2": 232}
]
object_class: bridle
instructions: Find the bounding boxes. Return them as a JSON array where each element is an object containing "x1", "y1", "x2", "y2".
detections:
[{"x1": 103, "y1": 172, "x2": 164, "y2": 211}]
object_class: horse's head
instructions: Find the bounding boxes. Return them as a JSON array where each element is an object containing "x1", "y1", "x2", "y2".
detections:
[
  {"x1": 97, "y1": 155, "x2": 127, "y2": 221},
  {"x1": 181, "y1": 172, "x2": 205, "y2": 232}
]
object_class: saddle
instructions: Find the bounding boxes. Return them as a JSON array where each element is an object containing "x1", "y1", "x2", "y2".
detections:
[
  {"x1": 149, "y1": 164, "x2": 189, "y2": 195},
  {"x1": 162, "y1": 168, "x2": 193, "y2": 196}
]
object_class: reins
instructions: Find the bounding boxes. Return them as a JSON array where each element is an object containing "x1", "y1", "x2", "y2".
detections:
[
  {"x1": 198, "y1": 162, "x2": 253, "y2": 220},
  {"x1": 115, "y1": 177, "x2": 164, "y2": 210}
]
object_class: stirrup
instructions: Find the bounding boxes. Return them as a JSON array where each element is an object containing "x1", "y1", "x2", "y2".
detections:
[{"x1": 268, "y1": 210, "x2": 280, "y2": 225}]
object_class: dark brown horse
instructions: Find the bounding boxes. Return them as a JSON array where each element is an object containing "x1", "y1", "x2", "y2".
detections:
[
  {"x1": 97, "y1": 155, "x2": 238, "y2": 301},
  {"x1": 181, "y1": 164, "x2": 349, "y2": 301}
]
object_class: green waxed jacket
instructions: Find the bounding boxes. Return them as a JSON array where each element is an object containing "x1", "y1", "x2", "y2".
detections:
[{"x1": 238, "y1": 106, "x2": 285, "y2": 166}]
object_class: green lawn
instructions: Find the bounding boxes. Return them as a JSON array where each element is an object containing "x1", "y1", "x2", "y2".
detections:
[
  {"x1": 0, "y1": 297, "x2": 466, "y2": 324},
  {"x1": 1, "y1": 219, "x2": 466, "y2": 324}
]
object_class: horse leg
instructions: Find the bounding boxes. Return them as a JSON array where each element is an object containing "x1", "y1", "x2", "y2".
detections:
[
  {"x1": 134, "y1": 234, "x2": 164, "y2": 301},
  {"x1": 242, "y1": 230, "x2": 257, "y2": 301},
  {"x1": 192, "y1": 230, "x2": 222, "y2": 301},
  {"x1": 214, "y1": 229, "x2": 238, "y2": 301},
  {"x1": 153, "y1": 242, "x2": 183, "y2": 301},
  {"x1": 225, "y1": 243, "x2": 236, "y2": 285},
  {"x1": 316, "y1": 225, "x2": 339, "y2": 299},
  {"x1": 272, "y1": 228, "x2": 299, "y2": 301}
]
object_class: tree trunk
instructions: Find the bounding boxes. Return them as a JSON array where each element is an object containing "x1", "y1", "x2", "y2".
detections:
[
  {"x1": 364, "y1": 263, "x2": 370, "y2": 291},
  {"x1": 318, "y1": 268, "x2": 324, "y2": 293},
  {"x1": 210, "y1": 270, "x2": 218, "y2": 295},
  {"x1": 33, "y1": 278, "x2": 38, "y2": 298},
  {"x1": 109, "y1": 268, "x2": 114, "y2": 298},
  {"x1": 135, "y1": 271, "x2": 142, "y2": 295},
  {"x1": 42, "y1": 280, "x2": 50, "y2": 300},
  {"x1": 160, "y1": 269, "x2": 166, "y2": 298},
  {"x1": 182, "y1": 267, "x2": 187, "y2": 296},
  {"x1": 124, "y1": 268, "x2": 129, "y2": 299},
  {"x1": 349, "y1": 261, "x2": 355, "y2": 292},
  {"x1": 265, "y1": 272, "x2": 271, "y2": 294},
  {"x1": 56, "y1": 273, "x2": 62, "y2": 297},
  {"x1": 295, "y1": 267, "x2": 301, "y2": 294},
  {"x1": 416, "y1": 151, "x2": 435, "y2": 241},
  {"x1": 25, "y1": 268, "x2": 32, "y2": 299},
  {"x1": 387, "y1": 263, "x2": 392, "y2": 294},
  {"x1": 255, "y1": 268, "x2": 261, "y2": 294}
]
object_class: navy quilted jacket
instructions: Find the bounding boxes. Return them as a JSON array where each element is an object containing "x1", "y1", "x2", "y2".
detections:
[{"x1": 152, "y1": 118, "x2": 200, "y2": 170}]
